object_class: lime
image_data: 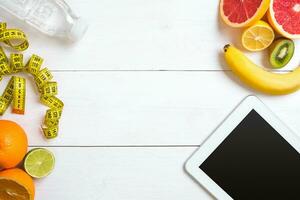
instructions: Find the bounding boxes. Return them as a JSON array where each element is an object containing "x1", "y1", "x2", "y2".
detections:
[{"x1": 24, "y1": 148, "x2": 55, "y2": 179}]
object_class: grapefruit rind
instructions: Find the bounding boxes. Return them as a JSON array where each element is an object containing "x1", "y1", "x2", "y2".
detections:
[
  {"x1": 268, "y1": 0, "x2": 300, "y2": 39},
  {"x1": 220, "y1": 0, "x2": 270, "y2": 28}
]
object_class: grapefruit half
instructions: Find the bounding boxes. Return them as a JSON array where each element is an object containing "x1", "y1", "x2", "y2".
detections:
[
  {"x1": 220, "y1": 0, "x2": 270, "y2": 27},
  {"x1": 268, "y1": 0, "x2": 300, "y2": 39}
]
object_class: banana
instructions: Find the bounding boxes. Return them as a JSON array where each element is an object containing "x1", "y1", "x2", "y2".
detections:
[{"x1": 224, "y1": 44, "x2": 300, "y2": 95}]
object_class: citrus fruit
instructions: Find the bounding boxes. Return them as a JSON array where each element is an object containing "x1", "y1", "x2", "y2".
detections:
[
  {"x1": 220, "y1": 0, "x2": 270, "y2": 27},
  {"x1": 24, "y1": 148, "x2": 55, "y2": 179},
  {"x1": 242, "y1": 20, "x2": 275, "y2": 51},
  {"x1": 0, "y1": 120, "x2": 28, "y2": 169},
  {"x1": 268, "y1": 0, "x2": 300, "y2": 39},
  {"x1": 0, "y1": 168, "x2": 35, "y2": 200}
]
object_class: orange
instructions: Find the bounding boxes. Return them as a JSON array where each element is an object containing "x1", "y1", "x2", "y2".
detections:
[
  {"x1": 0, "y1": 120, "x2": 28, "y2": 169},
  {"x1": 268, "y1": 0, "x2": 300, "y2": 39},
  {"x1": 220, "y1": 0, "x2": 270, "y2": 27},
  {"x1": 0, "y1": 168, "x2": 35, "y2": 200}
]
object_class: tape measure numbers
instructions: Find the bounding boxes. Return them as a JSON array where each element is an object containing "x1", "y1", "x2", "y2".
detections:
[
  {"x1": 0, "y1": 22, "x2": 64, "y2": 139},
  {"x1": 12, "y1": 76, "x2": 26, "y2": 114},
  {"x1": 0, "y1": 22, "x2": 29, "y2": 51}
]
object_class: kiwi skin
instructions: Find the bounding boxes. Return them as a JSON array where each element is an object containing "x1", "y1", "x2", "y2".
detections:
[{"x1": 269, "y1": 38, "x2": 295, "y2": 69}]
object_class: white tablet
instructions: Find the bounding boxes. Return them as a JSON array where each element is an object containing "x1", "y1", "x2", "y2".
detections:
[{"x1": 185, "y1": 95, "x2": 300, "y2": 200}]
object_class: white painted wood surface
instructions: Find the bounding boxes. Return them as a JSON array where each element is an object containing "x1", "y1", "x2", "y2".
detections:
[
  {"x1": 0, "y1": 0, "x2": 300, "y2": 199},
  {"x1": 34, "y1": 147, "x2": 213, "y2": 200},
  {"x1": 1, "y1": 71, "x2": 300, "y2": 147},
  {"x1": 1, "y1": 0, "x2": 299, "y2": 70}
]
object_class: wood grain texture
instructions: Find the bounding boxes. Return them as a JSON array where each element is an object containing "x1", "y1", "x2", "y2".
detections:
[
  {"x1": 1, "y1": 0, "x2": 299, "y2": 70},
  {"x1": 0, "y1": 71, "x2": 299, "y2": 146},
  {"x1": 0, "y1": 1, "x2": 300, "y2": 199},
  {"x1": 34, "y1": 147, "x2": 213, "y2": 200}
]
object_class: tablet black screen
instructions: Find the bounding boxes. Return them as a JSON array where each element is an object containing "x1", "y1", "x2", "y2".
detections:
[{"x1": 199, "y1": 109, "x2": 300, "y2": 199}]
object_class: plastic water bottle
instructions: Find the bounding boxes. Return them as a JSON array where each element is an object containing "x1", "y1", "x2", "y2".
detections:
[{"x1": 0, "y1": 0, "x2": 88, "y2": 42}]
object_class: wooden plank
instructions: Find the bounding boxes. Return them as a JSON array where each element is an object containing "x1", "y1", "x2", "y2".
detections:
[
  {"x1": 1, "y1": 0, "x2": 299, "y2": 70},
  {"x1": 34, "y1": 147, "x2": 212, "y2": 200},
  {"x1": 1, "y1": 71, "x2": 300, "y2": 146}
]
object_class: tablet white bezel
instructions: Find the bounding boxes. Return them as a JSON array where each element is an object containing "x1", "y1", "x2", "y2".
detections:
[{"x1": 185, "y1": 95, "x2": 300, "y2": 200}]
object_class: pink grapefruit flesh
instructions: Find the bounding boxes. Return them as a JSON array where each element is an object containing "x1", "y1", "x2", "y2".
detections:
[
  {"x1": 270, "y1": 0, "x2": 300, "y2": 37},
  {"x1": 220, "y1": 0, "x2": 270, "y2": 27}
]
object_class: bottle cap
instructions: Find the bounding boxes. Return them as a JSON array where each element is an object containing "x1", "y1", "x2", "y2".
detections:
[{"x1": 68, "y1": 17, "x2": 88, "y2": 42}]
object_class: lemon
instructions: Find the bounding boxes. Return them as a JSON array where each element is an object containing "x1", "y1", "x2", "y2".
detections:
[
  {"x1": 24, "y1": 148, "x2": 55, "y2": 179},
  {"x1": 242, "y1": 20, "x2": 275, "y2": 51}
]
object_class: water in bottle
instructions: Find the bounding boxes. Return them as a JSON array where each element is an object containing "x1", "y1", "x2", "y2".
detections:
[{"x1": 0, "y1": 0, "x2": 88, "y2": 42}]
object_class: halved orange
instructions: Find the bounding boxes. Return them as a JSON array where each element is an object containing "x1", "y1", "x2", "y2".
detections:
[
  {"x1": 220, "y1": 0, "x2": 270, "y2": 27},
  {"x1": 0, "y1": 168, "x2": 35, "y2": 200}
]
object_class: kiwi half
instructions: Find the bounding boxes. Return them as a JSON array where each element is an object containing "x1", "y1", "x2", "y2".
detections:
[{"x1": 269, "y1": 38, "x2": 295, "y2": 69}]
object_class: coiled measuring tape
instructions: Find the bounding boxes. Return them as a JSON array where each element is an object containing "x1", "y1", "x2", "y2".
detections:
[
  {"x1": 0, "y1": 76, "x2": 25, "y2": 114},
  {"x1": 0, "y1": 22, "x2": 29, "y2": 51},
  {"x1": 13, "y1": 76, "x2": 26, "y2": 114},
  {"x1": 0, "y1": 22, "x2": 63, "y2": 139}
]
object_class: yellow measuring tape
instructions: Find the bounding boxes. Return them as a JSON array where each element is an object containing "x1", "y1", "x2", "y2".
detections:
[
  {"x1": 0, "y1": 22, "x2": 63, "y2": 139},
  {"x1": 0, "y1": 22, "x2": 29, "y2": 51},
  {"x1": 12, "y1": 76, "x2": 26, "y2": 114}
]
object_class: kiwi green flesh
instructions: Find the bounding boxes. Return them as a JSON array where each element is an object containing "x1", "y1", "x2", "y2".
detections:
[{"x1": 270, "y1": 39, "x2": 295, "y2": 69}]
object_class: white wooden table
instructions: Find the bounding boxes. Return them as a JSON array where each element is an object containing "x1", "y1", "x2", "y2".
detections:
[{"x1": 1, "y1": 0, "x2": 300, "y2": 199}]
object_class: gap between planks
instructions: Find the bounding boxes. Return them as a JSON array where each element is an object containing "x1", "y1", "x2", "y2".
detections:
[
  {"x1": 50, "y1": 69, "x2": 292, "y2": 72},
  {"x1": 29, "y1": 145, "x2": 200, "y2": 148}
]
